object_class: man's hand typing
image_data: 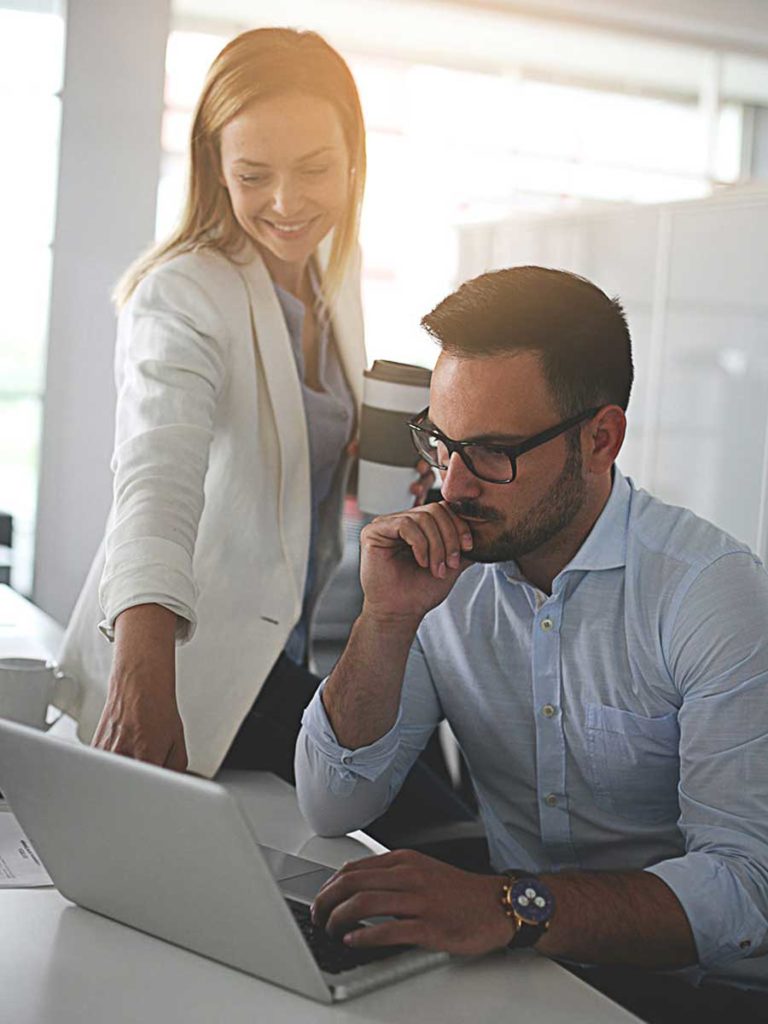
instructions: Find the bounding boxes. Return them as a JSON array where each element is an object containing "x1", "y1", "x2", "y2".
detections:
[
  {"x1": 310, "y1": 850, "x2": 698, "y2": 969},
  {"x1": 310, "y1": 850, "x2": 513, "y2": 956}
]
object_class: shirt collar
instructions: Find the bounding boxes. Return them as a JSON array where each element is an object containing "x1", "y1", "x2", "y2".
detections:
[
  {"x1": 558, "y1": 467, "x2": 630, "y2": 575},
  {"x1": 494, "y1": 467, "x2": 631, "y2": 585}
]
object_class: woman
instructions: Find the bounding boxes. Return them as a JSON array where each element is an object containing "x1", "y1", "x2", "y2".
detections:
[{"x1": 58, "y1": 28, "x2": 435, "y2": 784}]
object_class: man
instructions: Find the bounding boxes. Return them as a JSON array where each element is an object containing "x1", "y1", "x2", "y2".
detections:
[{"x1": 295, "y1": 267, "x2": 768, "y2": 1022}]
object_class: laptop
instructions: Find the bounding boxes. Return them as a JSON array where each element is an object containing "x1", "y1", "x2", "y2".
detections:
[{"x1": 0, "y1": 718, "x2": 449, "y2": 1002}]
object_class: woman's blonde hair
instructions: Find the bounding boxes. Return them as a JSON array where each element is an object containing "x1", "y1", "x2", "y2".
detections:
[{"x1": 115, "y1": 28, "x2": 366, "y2": 308}]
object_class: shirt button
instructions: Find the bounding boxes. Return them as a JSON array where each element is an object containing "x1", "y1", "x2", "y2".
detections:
[
  {"x1": 542, "y1": 704, "x2": 557, "y2": 718},
  {"x1": 544, "y1": 793, "x2": 558, "y2": 807},
  {"x1": 541, "y1": 618, "x2": 553, "y2": 632},
  {"x1": 341, "y1": 754, "x2": 351, "y2": 765}
]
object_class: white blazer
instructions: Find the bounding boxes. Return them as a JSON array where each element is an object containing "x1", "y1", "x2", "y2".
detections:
[{"x1": 58, "y1": 243, "x2": 365, "y2": 777}]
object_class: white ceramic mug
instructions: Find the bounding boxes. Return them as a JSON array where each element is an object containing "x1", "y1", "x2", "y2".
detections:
[{"x1": 0, "y1": 658, "x2": 74, "y2": 731}]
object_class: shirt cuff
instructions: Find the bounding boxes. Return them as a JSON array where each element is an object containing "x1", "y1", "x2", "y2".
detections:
[
  {"x1": 645, "y1": 853, "x2": 768, "y2": 969},
  {"x1": 300, "y1": 679, "x2": 403, "y2": 782}
]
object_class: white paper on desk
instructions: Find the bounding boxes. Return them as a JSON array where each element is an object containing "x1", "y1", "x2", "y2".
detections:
[{"x1": 0, "y1": 811, "x2": 53, "y2": 887}]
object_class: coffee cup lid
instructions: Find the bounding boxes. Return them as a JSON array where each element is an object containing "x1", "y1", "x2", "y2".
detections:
[{"x1": 364, "y1": 360, "x2": 432, "y2": 387}]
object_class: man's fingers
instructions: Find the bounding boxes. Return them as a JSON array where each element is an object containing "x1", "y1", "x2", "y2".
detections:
[
  {"x1": 393, "y1": 517, "x2": 431, "y2": 569},
  {"x1": 313, "y1": 858, "x2": 427, "y2": 925},
  {"x1": 367, "y1": 512, "x2": 446, "y2": 576},
  {"x1": 398, "y1": 514, "x2": 447, "y2": 577},
  {"x1": 314, "y1": 865, "x2": 417, "y2": 917},
  {"x1": 433, "y1": 500, "x2": 474, "y2": 553},
  {"x1": 343, "y1": 918, "x2": 426, "y2": 949},
  {"x1": 363, "y1": 503, "x2": 473, "y2": 578},
  {"x1": 321, "y1": 850, "x2": 424, "y2": 882},
  {"x1": 426, "y1": 502, "x2": 467, "y2": 569},
  {"x1": 315, "y1": 852, "x2": 399, "y2": 895},
  {"x1": 325, "y1": 891, "x2": 423, "y2": 937}
]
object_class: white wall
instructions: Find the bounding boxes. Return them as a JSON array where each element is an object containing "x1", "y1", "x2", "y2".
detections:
[
  {"x1": 457, "y1": 185, "x2": 768, "y2": 558},
  {"x1": 33, "y1": 0, "x2": 171, "y2": 624}
]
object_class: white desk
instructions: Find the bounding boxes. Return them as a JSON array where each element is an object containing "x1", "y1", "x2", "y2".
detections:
[
  {"x1": 0, "y1": 585, "x2": 640, "y2": 1023},
  {"x1": 0, "y1": 584, "x2": 64, "y2": 661}
]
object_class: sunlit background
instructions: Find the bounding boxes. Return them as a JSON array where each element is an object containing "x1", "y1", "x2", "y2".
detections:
[{"x1": 2, "y1": 0, "x2": 768, "y2": 622}]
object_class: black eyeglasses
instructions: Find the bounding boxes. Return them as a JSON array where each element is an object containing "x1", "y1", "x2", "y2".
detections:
[{"x1": 408, "y1": 406, "x2": 601, "y2": 484}]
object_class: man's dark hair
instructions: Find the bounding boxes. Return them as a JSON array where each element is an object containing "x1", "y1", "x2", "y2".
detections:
[{"x1": 421, "y1": 266, "x2": 634, "y2": 415}]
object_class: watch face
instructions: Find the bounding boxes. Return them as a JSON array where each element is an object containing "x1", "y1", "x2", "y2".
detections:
[{"x1": 510, "y1": 878, "x2": 554, "y2": 926}]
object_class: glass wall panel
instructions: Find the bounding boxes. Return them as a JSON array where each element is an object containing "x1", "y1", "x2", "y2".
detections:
[
  {"x1": 0, "y1": 398, "x2": 44, "y2": 595},
  {"x1": 0, "y1": 3, "x2": 64, "y2": 593}
]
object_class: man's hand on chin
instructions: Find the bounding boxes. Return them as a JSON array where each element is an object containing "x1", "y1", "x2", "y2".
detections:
[
  {"x1": 309, "y1": 849, "x2": 514, "y2": 956},
  {"x1": 359, "y1": 501, "x2": 475, "y2": 626}
]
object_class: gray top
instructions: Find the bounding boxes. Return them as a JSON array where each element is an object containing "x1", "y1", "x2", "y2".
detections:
[{"x1": 274, "y1": 279, "x2": 355, "y2": 664}]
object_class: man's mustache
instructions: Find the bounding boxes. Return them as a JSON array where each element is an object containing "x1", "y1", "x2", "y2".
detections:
[{"x1": 448, "y1": 500, "x2": 503, "y2": 523}]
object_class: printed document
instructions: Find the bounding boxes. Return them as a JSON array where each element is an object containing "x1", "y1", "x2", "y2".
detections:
[{"x1": 0, "y1": 811, "x2": 53, "y2": 887}]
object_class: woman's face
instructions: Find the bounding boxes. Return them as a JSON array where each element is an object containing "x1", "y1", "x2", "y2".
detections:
[{"x1": 219, "y1": 92, "x2": 351, "y2": 281}]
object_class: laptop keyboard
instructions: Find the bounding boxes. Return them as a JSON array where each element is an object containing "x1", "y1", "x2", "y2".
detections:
[{"x1": 286, "y1": 898, "x2": 408, "y2": 975}]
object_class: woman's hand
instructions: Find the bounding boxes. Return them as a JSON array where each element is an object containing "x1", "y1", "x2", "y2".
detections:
[
  {"x1": 410, "y1": 458, "x2": 436, "y2": 506},
  {"x1": 91, "y1": 604, "x2": 188, "y2": 772},
  {"x1": 93, "y1": 678, "x2": 188, "y2": 772}
]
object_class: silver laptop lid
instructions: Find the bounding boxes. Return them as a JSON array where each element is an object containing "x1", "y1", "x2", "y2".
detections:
[{"x1": 0, "y1": 719, "x2": 331, "y2": 1003}]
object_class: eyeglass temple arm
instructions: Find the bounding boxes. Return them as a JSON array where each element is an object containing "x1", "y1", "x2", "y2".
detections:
[{"x1": 509, "y1": 407, "x2": 601, "y2": 458}]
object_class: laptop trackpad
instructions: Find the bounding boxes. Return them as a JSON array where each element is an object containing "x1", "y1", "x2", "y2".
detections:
[
  {"x1": 259, "y1": 845, "x2": 335, "y2": 902},
  {"x1": 279, "y1": 867, "x2": 335, "y2": 904}
]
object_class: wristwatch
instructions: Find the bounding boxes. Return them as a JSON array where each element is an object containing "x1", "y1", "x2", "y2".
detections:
[{"x1": 500, "y1": 873, "x2": 556, "y2": 949}]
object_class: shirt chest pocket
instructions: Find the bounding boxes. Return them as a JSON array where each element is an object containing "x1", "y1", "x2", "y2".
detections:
[{"x1": 584, "y1": 703, "x2": 680, "y2": 825}]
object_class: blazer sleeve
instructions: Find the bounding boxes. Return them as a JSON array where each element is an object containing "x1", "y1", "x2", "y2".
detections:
[{"x1": 98, "y1": 264, "x2": 230, "y2": 644}]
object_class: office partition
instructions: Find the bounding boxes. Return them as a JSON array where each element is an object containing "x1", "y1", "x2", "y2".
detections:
[{"x1": 456, "y1": 186, "x2": 768, "y2": 559}]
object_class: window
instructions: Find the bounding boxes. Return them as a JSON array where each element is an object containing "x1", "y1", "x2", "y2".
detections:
[
  {"x1": 0, "y1": 2, "x2": 64, "y2": 594},
  {"x1": 157, "y1": 29, "x2": 744, "y2": 375}
]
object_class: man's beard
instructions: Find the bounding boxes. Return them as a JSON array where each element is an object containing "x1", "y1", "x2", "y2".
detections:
[{"x1": 450, "y1": 439, "x2": 586, "y2": 564}]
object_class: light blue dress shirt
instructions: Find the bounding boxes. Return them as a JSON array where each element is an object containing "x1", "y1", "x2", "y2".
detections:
[
  {"x1": 297, "y1": 469, "x2": 768, "y2": 985},
  {"x1": 274, "y1": 279, "x2": 355, "y2": 665}
]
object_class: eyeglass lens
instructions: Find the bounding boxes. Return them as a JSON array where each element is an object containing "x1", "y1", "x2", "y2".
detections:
[{"x1": 414, "y1": 430, "x2": 514, "y2": 483}]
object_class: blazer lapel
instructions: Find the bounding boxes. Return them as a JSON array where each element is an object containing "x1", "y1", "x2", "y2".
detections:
[
  {"x1": 238, "y1": 248, "x2": 310, "y2": 611},
  {"x1": 316, "y1": 236, "x2": 366, "y2": 413},
  {"x1": 331, "y1": 255, "x2": 366, "y2": 413}
]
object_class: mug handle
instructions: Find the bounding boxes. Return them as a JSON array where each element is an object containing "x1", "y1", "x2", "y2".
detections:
[{"x1": 46, "y1": 667, "x2": 81, "y2": 731}]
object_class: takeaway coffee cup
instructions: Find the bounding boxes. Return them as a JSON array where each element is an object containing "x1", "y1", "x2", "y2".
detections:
[
  {"x1": 358, "y1": 360, "x2": 432, "y2": 515},
  {"x1": 0, "y1": 657, "x2": 65, "y2": 731}
]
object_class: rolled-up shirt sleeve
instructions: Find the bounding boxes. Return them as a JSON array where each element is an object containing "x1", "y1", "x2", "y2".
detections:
[
  {"x1": 295, "y1": 638, "x2": 442, "y2": 836},
  {"x1": 98, "y1": 266, "x2": 228, "y2": 644},
  {"x1": 645, "y1": 552, "x2": 768, "y2": 969}
]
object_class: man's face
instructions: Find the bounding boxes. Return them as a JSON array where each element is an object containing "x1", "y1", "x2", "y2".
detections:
[{"x1": 429, "y1": 350, "x2": 588, "y2": 564}]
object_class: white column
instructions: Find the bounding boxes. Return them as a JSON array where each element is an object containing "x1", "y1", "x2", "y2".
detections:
[{"x1": 33, "y1": 0, "x2": 171, "y2": 623}]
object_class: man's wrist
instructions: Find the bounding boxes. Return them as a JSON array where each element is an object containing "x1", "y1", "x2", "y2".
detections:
[
  {"x1": 359, "y1": 603, "x2": 423, "y2": 639},
  {"x1": 500, "y1": 873, "x2": 556, "y2": 950}
]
